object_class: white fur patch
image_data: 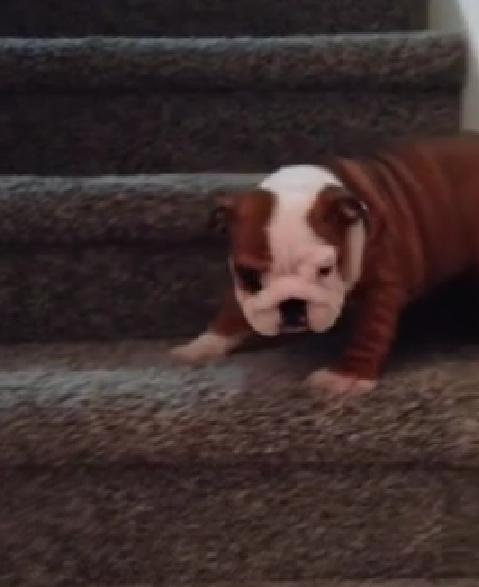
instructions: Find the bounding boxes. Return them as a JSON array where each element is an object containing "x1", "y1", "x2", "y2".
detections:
[
  {"x1": 235, "y1": 165, "x2": 366, "y2": 336},
  {"x1": 306, "y1": 369, "x2": 377, "y2": 394},
  {"x1": 262, "y1": 165, "x2": 342, "y2": 275},
  {"x1": 170, "y1": 332, "x2": 242, "y2": 364},
  {"x1": 342, "y1": 218, "x2": 367, "y2": 287}
]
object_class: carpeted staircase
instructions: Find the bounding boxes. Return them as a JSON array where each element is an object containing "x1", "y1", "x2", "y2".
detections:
[{"x1": 0, "y1": 1, "x2": 478, "y2": 585}]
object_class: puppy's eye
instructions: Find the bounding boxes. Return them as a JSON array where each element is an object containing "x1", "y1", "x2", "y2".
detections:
[
  {"x1": 318, "y1": 265, "x2": 334, "y2": 278},
  {"x1": 235, "y1": 265, "x2": 262, "y2": 293}
]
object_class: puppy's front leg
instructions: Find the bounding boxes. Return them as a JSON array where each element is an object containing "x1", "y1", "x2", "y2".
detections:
[
  {"x1": 307, "y1": 284, "x2": 404, "y2": 394},
  {"x1": 171, "y1": 289, "x2": 252, "y2": 364}
]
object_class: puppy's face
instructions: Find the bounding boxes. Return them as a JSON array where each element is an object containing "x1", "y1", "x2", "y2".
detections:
[{"x1": 216, "y1": 165, "x2": 367, "y2": 337}]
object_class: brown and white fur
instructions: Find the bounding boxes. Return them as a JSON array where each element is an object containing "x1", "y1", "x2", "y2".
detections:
[{"x1": 172, "y1": 135, "x2": 479, "y2": 394}]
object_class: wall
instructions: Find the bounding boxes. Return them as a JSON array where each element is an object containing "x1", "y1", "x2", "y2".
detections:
[{"x1": 430, "y1": 0, "x2": 479, "y2": 130}]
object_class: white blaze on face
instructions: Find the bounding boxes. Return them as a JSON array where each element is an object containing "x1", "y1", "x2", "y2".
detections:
[{"x1": 235, "y1": 165, "x2": 366, "y2": 336}]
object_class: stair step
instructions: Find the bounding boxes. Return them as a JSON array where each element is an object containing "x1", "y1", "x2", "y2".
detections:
[
  {"x1": 0, "y1": 173, "x2": 258, "y2": 341},
  {"x1": 0, "y1": 173, "x2": 477, "y2": 342},
  {"x1": 122, "y1": 584, "x2": 479, "y2": 587},
  {"x1": 0, "y1": 174, "x2": 260, "y2": 245},
  {"x1": 198, "y1": 584, "x2": 479, "y2": 587},
  {"x1": 161, "y1": 584, "x2": 479, "y2": 587},
  {"x1": 2, "y1": 463, "x2": 469, "y2": 583},
  {"x1": 0, "y1": 33, "x2": 464, "y2": 175},
  {"x1": 1, "y1": 338, "x2": 479, "y2": 467},
  {"x1": 0, "y1": 0, "x2": 428, "y2": 37},
  {"x1": 2, "y1": 340, "x2": 479, "y2": 582}
]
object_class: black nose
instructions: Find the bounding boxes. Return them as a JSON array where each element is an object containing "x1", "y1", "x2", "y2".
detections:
[{"x1": 279, "y1": 298, "x2": 306, "y2": 327}]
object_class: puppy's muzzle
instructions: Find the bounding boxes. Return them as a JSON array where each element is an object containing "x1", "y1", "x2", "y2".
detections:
[{"x1": 279, "y1": 298, "x2": 307, "y2": 329}]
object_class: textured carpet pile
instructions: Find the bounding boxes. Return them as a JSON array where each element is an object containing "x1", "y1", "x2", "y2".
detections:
[{"x1": 1, "y1": 0, "x2": 476, "y2": 584}]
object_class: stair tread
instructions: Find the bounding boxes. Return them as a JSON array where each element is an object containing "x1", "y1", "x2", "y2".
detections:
[
  {"x1": 0, "y1": 32, "x2": 464, "y2": 91},
  {"x1": 164, "y1": 584, "x2": 479, "y2": 586},
  {"x1": 0, "y1": 32, "x2": 464, "y2": 174},
  {"x1": 1, "y1": 337, "x2": 479, "y2": 467},
  {"x1": 0, "y1": 173, "x2": 262, "y2": 245},
  {"x1": 0, "y1": 0, "x2": 427, "y2": 36}
]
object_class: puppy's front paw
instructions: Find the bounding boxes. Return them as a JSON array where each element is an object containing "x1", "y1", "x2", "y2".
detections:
[
  {"x1": 171, "y1": 332, "x2": 238, "y2": 365},
  {"x1": 306, "y1": 368, "x2": 377, "y2": 394}
]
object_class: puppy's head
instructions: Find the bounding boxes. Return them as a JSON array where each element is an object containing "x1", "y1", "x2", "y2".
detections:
[{"x1": 214, "y1": 165, "x2": 368, "y2": 337}]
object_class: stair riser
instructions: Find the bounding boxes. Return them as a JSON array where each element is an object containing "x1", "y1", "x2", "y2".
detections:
[
  {"x1": 1, "y1": 36, "x2": 462, "y2": 91},
  {"x1": 0, "y1": 165, "x2": 476, "y2": 342},
  {"x1": 0, "y1": 245, "x2": 226, "y2": 342},
  {"x1": 0, "y1": 175, "x2": 247, "y2": 342},
  {"x1": 0, "y1": 0, "x2": 427, "y2": 36},
  {"x1": 2, "y1": 466, "x2": 454, "y2": 585},
  {"x1": 0, "y1": 90, "x2": 460, "y2": 175},
  {"x1": 5, "y1": 245, "x2": 474, "y2": 343}
]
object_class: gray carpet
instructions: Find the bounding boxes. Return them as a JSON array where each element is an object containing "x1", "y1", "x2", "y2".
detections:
[
  {"x1": 2, "y1": 340, "x2": 479, "y2": 583},
  {"x1": 214, "y1": 583, "x2": 479, "y2": 587},
  {"x1": 0, "y1": 173, "x2": 476, "y2": 341},
  {"x1": 216, "y1": 584, "x2": 479, "y2": 586},
  {"x1": 0, "y1": 33, "x2": 464, "y2": 174},
  {"x1": 0, "y1": 2, "x2": 473, "y2": 584},
  {"x1": 2, "y1": 338, "x2": 479, "y2": 467},
  {"x1": 0, "y1": 0, "x2": 427, "y2": 37}
]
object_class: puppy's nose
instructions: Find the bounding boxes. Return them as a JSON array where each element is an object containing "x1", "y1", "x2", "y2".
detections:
[{"x1": 279, "y1": 298, "x2": 306, "y2": 328}]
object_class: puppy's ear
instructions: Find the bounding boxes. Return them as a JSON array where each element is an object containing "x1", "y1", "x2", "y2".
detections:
[
  {"x1": 311, "y1": 186, "x2": 368, "y2": 286},
  {"x1": 209, "y1": 194, "x2": 235, "y2": 234},
  {"x1": 324, "y1": 187, "x2": 367, "y2": 226},
  {"x1": 336, "y1": 196, "x2": 366, "y2": 224},
  {"x1": 310, "y1": 187, "x2": 368, "y2": 235}
]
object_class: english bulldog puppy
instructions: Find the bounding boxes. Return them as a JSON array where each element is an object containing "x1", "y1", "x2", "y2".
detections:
[{"x1": 172, "y1": 135, "x2": 479, "y2": 393}]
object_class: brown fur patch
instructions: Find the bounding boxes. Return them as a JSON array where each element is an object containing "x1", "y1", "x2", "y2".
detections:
[
  {"x1": 307, "y1": 186, "x2": 357, "y2": 274},
  {"x1": 228, "y1": 188, "x2": 274, "y2": 270},
  {"x1": 210, "y1": 288, "x2": 252, "y2": 337}
]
